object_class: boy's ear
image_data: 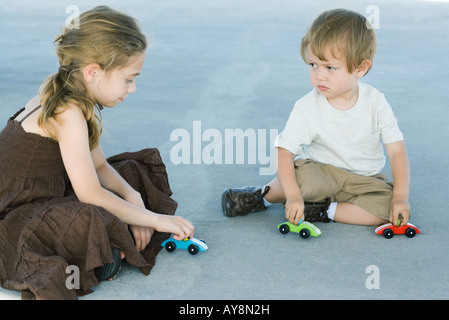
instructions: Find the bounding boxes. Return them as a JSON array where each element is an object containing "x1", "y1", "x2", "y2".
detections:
[
  {"x1": 356, "y1": 60, "x2": 372, "y2": 77},
  {"x1": 83, "y1": 63, "x2": 102, "y2": 83}
]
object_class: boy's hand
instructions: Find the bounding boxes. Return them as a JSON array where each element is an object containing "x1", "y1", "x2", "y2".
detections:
[
  {"x1": 385, "y1": 141, "x2": 411, "y2": 227},
  {"x1": 389, "y1": 196, "x2": 410, "y2": 226},
  {"x1": 285, "y1": 197, "x2": 305, "y2": 225}
]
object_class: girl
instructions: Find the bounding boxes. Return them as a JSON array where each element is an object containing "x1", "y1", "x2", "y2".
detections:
[{"x1": 0, "y1": 6, "x2": 194, "y2": 300}]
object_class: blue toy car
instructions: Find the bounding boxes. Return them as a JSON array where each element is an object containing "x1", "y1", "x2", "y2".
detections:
[{"x1": 161, "y1": 237, "x2": 208, "y2": 255}]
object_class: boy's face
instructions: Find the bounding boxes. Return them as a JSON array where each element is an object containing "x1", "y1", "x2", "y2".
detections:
[{"x1": 306, "y1": 46, "x2": 367, "y2": 109}]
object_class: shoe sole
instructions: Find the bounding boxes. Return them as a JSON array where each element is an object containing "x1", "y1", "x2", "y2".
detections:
[
  {"x1": 99, "y1": 248, "x2": 122, "y2": 281},
  {"x1": 221, "y1": 189, "x2": 234, "y2": 217}
]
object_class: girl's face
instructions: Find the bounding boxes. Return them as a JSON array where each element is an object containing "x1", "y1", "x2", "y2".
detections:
[{"x1": 89, "y1": 52, "x2": 146, "y2": 108}]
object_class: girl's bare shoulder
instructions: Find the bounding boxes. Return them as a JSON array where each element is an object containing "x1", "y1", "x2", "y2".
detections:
[{"x1": 51, "y1": 103, "x2": 89, "y2": 143}]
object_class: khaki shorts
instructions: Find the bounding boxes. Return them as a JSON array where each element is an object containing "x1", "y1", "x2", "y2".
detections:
[{"x1": 294, "y1": 159, "x2": 393, "y2": 220}]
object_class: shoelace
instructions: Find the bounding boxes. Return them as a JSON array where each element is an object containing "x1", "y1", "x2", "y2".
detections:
[
  {"x1": 236, "y1": 186, "x2": 271, "y2": 215},
  {"x1": 304, "y1": 198, "x2": 331, "y2": 222}
]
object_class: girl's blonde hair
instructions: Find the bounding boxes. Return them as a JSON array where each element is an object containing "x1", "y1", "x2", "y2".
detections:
[
  {"x1": 39, "y1": 6, "x2": 147, "y2": 149},
  {"x1": 300, "y1": 9, "x2": 377, "y2": 74}
]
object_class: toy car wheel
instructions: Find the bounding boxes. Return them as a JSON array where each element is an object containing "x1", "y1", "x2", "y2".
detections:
[
  {"x1": 299, "y1": 229, "x2": 310, "y2": 239},
  {"x1": 188, "y1": 244, "x2": 199, "y2": 255},
  {"x1": 405, "y1": 227, "x2": 416, "y2": 238},
  {"x1": 165, "y1": 241, "x2": 176, "y2": 252},
  {"x1": 383, "y1": 229, "x2": 394, "y2": 239},
  {"x1": 279, "y1": 224, "x2": 290, "y2": 234}
]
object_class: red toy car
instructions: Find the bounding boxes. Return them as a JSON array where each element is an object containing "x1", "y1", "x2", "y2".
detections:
[{"x1": 375, "y1": 222, "x2": 420, "y2": 239}]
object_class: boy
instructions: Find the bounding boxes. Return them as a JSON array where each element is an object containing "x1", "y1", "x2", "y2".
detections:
[{"x1": 221, "y1": 9, "x2": 411, "y2": 227}]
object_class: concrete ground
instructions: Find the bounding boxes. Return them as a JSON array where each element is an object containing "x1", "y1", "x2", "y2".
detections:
[{"x1": 0, "y1": 0, "x2": 448, "y2": 301}]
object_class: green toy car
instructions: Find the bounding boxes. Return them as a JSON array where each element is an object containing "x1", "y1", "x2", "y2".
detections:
[{"x1": 277, "y1": 221, "x2": 322, "y2": 239}]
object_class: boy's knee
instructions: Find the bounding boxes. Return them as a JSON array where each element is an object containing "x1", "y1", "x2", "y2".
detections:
[{"x1": 294, "y1": 159, "x2": 340, "y2": 201}]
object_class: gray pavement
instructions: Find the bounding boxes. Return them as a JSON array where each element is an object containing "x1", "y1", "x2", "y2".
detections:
[{"x1": 0, "y1": 0, "x2": 448, "y2": 300}]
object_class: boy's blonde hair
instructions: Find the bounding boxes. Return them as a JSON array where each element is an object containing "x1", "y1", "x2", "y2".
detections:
[
  {"x1": 300, "y1": 9, "x2": 377, "y2": 74},
  {"x1": 39, "y1": 6, "x2": 147, "y2": 149}
]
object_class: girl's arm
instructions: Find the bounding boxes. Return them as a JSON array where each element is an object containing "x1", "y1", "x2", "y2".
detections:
[
  {"x1": 276, "y1": 147, "x2": 305, "y2": 225},
  {"x1": 91, "y1": 146, "x2": 154, "y2": 250},
  {"x1": 91, "y1": 145, "x2": 144, "y2": 207},
  {"x1": 385, "y1": 140, "x2": 411, "y2": 226},
  {"x1": 54, "y1": 105, "x2": 194, "y2": 240}
]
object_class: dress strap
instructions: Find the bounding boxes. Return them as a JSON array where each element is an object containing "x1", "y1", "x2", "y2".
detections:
[{"x1": 18, "y1": 105, "x2": 42, "y2": 124}]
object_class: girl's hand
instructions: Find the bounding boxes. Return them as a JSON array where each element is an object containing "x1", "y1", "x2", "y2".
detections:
[
  {"x1": 124, "y1": 191, "x2": 154, "y2": 251},
  {"x1": 285, "y1": 197, "x2": 305, "y2": 225},
  {"x1": 129, "y1": 225, "x2": 154, "y2": 251},
  {"x1": 155, "y1": 215, "x2": 195, "y2": 241},
  {"x1": 124, "y1": 191, "x2": 194, "y2": 246}
]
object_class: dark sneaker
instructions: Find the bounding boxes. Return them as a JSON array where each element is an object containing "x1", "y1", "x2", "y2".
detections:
[
  {"x1": 97, "y1": 247, "x2": 122, "y2": 281},
  {"x1": 304, "y1": 198, "x2": 332, "y2": 223},
  {"x1": 221, "y1": 186, "x2": 270, "y2": 217}
]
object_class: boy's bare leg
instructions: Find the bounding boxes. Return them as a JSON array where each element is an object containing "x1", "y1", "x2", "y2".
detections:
[
  {"x1": 263, "y1": 178, "x2": 286, "y2": 203},
  {"x1": 333, "y1": 202, "x2": 387, "y2": 226},
  {"x1": 263, "y1": 178, "x2": 388, "y2": 226}
]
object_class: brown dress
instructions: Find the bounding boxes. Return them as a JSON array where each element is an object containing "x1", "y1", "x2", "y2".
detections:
[{"x1": 0, "y1": 108, "x2": 177, "y2": 299}]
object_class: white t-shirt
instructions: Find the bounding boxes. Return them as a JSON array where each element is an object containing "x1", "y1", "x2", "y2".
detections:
[{"x1": 274, "y1": 82, "x2": 404, "y2": 176}]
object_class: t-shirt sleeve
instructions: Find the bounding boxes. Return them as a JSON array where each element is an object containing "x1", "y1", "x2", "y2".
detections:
[
  {"x1": 377, "y1": 94, "x2": 404, "y2": 144},
  {"x1": 274, "y1": 100, "x2": 313, "y2": 155}
]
